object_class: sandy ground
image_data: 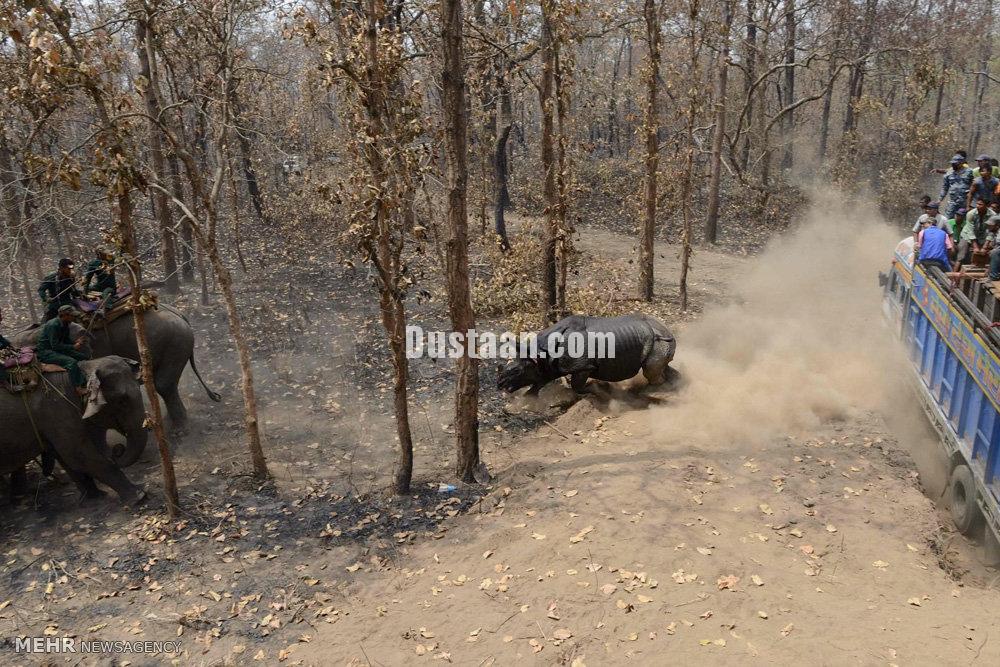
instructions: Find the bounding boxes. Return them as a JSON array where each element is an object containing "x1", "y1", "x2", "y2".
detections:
[{"x1": 2, "y1": 203, "x2": 999, "y2": 666}]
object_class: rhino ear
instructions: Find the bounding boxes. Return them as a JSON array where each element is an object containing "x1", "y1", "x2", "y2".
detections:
[{"x1": 82, "y1": 368, "x2": 107, "y2": 420}]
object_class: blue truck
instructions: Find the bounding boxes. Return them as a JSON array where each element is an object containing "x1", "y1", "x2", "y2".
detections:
[{"x1": 881, "y1": 237, "x2": 1000, "y2": 564}]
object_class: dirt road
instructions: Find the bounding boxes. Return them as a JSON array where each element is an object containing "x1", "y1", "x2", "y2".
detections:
[{"x1": 2, "y1": 202, "x2": 998, "y2": 666}]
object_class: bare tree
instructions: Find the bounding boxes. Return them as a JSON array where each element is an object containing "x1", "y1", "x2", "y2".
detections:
[
  {"x1": 441, "y1": 0, "x2": 482, "y2": 483},
  {"x1": 638, "y1": 0, "x2": 661, "y2": 299},
  {"x1": 705, "y1": 0, "x2": 734, "y2": 244}
]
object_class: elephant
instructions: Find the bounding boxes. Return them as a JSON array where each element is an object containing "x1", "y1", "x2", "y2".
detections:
[
  {"x1": 14, "y1": 303, "x2": 220, "y2": 435},
  {"x1": 1, "y1": 356, "x2": 147, "y2": 504}
]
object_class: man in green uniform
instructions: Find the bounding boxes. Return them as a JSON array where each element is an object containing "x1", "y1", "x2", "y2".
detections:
[
  {"x1": 84, "y1": 247, "x2": 117, "y2": 315},
  {"x1": 38, "y1": 258, "x2": 82, "y2": 322},
  {"x1": 0, "y1": 306, "x2": 12, "y2": 386},
  {"x1": 36, "y1": 305, "x2": 89, "y2": 395}
]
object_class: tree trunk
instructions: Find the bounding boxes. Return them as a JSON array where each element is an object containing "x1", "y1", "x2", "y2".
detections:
[
  {"x1": 0, "y1": 135, "x2": 38, "y2": 322},
  {"x1": 116, "y1": 192, "x2": 179, "y2": 516},
  {"x1": 168, "y1": 153, "x2": 195, "y2": 282},
  {"x1": 554, "y1": 47, "x2": 570, "y2": 316},
  {"x1": 441, "y1": 0, "x2": 482, "y2": 484},
  {"x1": 705, "y1": 0, "x2": 733, "y2": 245},
  {"x1": 681, "y1": 0, "x2": 700, "y2": 311},
  {"x1": 740, "y1": 0, "x2": 757, "y2": 170},
  {"x1": 540, "y1": 0, "x2": 558, "y2": 323},
  {"x1": 638, "y1": 0, "x2": 660, "y2": 299},
  {"x1": 970, "y1": 0, "x2": 993, "y2": 153},
  {"x1": 204, "y1": 240, "x2": 269, "y2": 478},
  {"x1": 229, "y1": 89, "x2": 265, "y2": 220},
  {"x1": 781, "y1": 0, "x2": 796, "y2": 171},
  {"x1": 136, "y1": 16, "x2": 179, "y2": 295},
  {"x1": 818, "y1": 54, "x2": 836, "y2": 161},
  {"x1": 843, "y1": 0, "x2": 877, "y2": 136}
]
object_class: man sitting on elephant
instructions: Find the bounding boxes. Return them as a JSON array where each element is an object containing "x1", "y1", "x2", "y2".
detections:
[
  {"x1": 84, "y1": 247, "x2": 117, "y2": 315},
  {"x1": 39, "y1": 258, "x2": 83, "y2": 322},
  {"x1": 0, "y1": 306, "x2": 12, "y2": 386},
  {"x1": 37, "y1": 305, "x2": 90, "y2": 396}
]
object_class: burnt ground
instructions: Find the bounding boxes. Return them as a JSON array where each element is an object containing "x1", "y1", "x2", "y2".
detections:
[{"x1": 0, "y1": 211, "x2": 998, "y2": 665}]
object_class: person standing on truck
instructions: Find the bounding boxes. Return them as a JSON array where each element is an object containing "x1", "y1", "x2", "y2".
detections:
[
  {"x1": 987, "y1": 216, "x2": 1000, "y2": 280},
  {"x1": 948, "y1": 208, "x2": 967, "y2": 241},
  {"x1": 967, "y1": 165, "x2": 1000, "y2": 210},
  {"x1": 916, "y1": 217, "x2": 955, "y2": 273},
  {"x1": 913, "y1": 200, "x2": 948, "y2": 242},
  {"x1": 957, "y1": 198, "x2": 992, "y2": 264},
  {"x1": 941, "y1": 154, "x2": 975, "y2": 218}
]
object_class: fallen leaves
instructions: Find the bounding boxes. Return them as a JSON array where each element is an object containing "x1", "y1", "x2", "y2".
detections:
[
  {"x1": 780, "y1": 623, "x2": 794, "y2": 637},
  {"x1": 750, "y1": 574, "x2": 764, "y2": 587},
  {"x1": 716, "y1": 575, "x2": 740, "y2": 591},
  {"x1": 569, "y1": 526, "x2": 594, "y2": 544},
  {"x1": 671, "y1": 569, "x2": 697, "y2": 584},
  {"x1": 759, "y1": 503, "x2": 774, "y2": 515}
]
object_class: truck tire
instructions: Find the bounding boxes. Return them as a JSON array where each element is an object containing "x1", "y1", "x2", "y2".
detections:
[{"x1": 949, "y1": 464, "x2": 981, "y2": 535}]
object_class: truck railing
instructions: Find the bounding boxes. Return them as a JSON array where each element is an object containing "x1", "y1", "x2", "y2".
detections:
[{"x1": 922, "y1": 264, "x2": 1000, "y2": 352}]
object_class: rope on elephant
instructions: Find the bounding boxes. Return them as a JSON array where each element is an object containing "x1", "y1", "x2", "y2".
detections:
[
  {"x1": 38, "y1": 372, "x2": 83, "y2": 414},
  {"x1": 19, "y1": 390, "x2": 48, "y2": 460}
]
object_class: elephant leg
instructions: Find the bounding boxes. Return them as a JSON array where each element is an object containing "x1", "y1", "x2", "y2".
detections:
[
  {"x1": 9, "y1": 468, "x2": 28, "y2": 499},
  {"x1": 52, "y1": 443, "x2": 143, "y2": 505},
  {"x1": 40, "y1": 450, "x2": 56, "y2": 477},
  {"x1": 61, "y1": 468, "x2": 106, "y2": 501},
  {"x1": 156, "y1": 374, "x2": 188, "y2": 431}
]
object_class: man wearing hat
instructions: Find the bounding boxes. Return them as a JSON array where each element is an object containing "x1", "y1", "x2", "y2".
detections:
[
  {"x1": 974, "y1": 154, "x2": 1000, "y2": 179},
  {"x1": 957, "y1": 197, "x2": 993, "y2": 264},
  {"x1": 84, "y1": 247, "x2": 117, "y2": 315},
  {"x1": 38, "y1": 258, "x2": 83, "y2": 322},
  {"x1": 912, "y1": 200, "x2": 948, "y2": 241},
  {"x1": 940, "y1": 153, "x2": 975, "y2": 219},
  {"x1": 989, "y1": 216, "x2": 1000, "y2": 281},
  {"x1": 947, "y1": 207, "x2": 967, "y2": 241},
  {"x1": 36, "y1": 305, "x2": 89, "y2": 394}
]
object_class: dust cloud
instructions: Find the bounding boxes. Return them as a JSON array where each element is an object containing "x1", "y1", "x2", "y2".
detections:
[{"x1": 644, "y1": 195, "x2": 927, "y2": 448}]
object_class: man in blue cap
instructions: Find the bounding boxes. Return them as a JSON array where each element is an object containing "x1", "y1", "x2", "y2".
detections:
[{"x1": 940, "y1": 153, "x2": 974, "y2": 219}]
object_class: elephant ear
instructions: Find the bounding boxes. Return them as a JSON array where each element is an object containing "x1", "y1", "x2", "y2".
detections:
[
  {"x1": 123, "y1": 358, "x2": 142, "y2": 382},
  {"x1": 82, "y1": 368, "x2": 107, "y2": 420}
]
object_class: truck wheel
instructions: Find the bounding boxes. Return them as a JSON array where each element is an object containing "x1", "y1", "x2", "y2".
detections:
[{"x1": 949, "y1": 464, "x2": 982, "y2": 535}]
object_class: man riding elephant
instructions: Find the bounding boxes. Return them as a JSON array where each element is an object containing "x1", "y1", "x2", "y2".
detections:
[
  {"x1": 36, "y1": 305, "x2": 90, "y2": 396},
  {"x1": 0, "y1": 306, "x2": 12, "y2": 387},
  {"x1": 1, "y1": 355, "x2": 147, "y2": 505},
  {"x1": 84, "y1": 247, "x2": 118, "y2": 316},
  {"x1": 38, "y1": 258, "x2": 83, "y2": 322},
  {"x1": 13, "y1": 301, "x2": 220, "y2": 432}
]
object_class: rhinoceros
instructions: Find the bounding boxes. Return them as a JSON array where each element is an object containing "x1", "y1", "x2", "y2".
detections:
[{"x1": 497, "y1": 314, "x2": 676, "y2": 395}]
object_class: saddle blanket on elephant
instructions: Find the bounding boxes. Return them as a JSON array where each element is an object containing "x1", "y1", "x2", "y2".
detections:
[
  {"x1": 1, "y1": 348, "x2": 40, "y2": 393},
  {"x1": 74, "y1": 287, "x2": 138, "y2": 329}
]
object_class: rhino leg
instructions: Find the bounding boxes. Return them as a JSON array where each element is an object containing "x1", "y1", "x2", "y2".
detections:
[
  {"x1": 569, "y1": 370, "x2": 592, "y2": 393},
  {"x1": 641, "y1": 339, "x2": 675, "y2": 385}
]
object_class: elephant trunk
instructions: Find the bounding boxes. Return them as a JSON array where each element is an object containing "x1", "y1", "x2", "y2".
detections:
[{"x1": 113, "y1": 419, "x2": 149, "y2": 467}]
